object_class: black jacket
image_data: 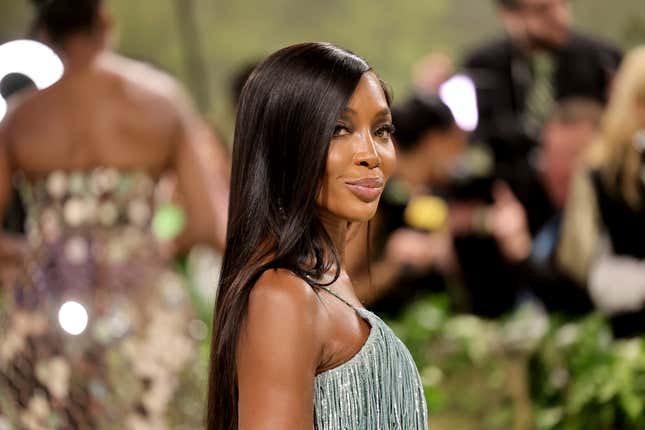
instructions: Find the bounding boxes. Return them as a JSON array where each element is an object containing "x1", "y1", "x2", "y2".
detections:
[
  {"x1": 591, "y1": 170, "x2": 645, "y2": 338},
  {"x1": 463, "y1": 32, "x2": 622, "y2": 161}
]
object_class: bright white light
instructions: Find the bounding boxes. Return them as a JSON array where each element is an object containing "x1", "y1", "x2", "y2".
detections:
[
  {"x1": 0, "y1": 40, "x2": 64, "y2": 89},
  {"x1": 58, "y1": 301, "x2": 89, "y2": 335},
  {"x1": 439, "y1": 74, "x2": 479, "y2": 132},
  {"x1": 0, "y1": 98, "x2": 5, "y2": 123},
  {"x1": 0, "y1": 39, "x2": 64, "y2": 122}
]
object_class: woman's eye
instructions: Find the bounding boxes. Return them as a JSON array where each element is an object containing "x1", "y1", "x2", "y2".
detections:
[
  {"x1": 333, "y1": 124, "x2": 351, "y2": 137},
  {"x1": 375, "y1": 124, "x2": 395, "y2": 139}
]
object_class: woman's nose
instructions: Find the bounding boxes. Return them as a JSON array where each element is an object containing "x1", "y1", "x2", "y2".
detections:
[{"x1": 353, "y1": 134, "x2": 380, "y2": 168}]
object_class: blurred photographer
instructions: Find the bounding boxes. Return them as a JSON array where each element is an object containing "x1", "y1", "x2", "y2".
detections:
[
  {"x1": 463, "y1": 0, "x2": 621, "y2": 233},
  {"x1": 492, "y1": 99, "x2": 601, "y2": 315}
]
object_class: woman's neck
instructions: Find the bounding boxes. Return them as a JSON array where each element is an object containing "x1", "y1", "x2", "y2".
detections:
[
  {"x1": 318, "y1": 209, "x2": 350, "y2": 260},
  {"x1": 58, "y1": 34, "x2": 105, "y2": 71}
]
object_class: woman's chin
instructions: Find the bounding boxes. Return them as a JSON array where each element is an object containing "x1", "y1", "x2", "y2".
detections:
[{"x1": 339, "y1": 206, "x2": 379, "y2": 223}]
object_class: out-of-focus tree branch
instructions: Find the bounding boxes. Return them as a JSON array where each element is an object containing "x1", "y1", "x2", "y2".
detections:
[{"x1": 173, "y1": 0, "x2": 211, "y2": 112}]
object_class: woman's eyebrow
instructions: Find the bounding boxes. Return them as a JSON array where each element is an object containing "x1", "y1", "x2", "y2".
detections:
[
  {"x1": 373, "y1": 108, "x2": 392, "y2": 120},
  {"x1": 343, "y1": 107, "x2": 391, "y2": 118},
  {"x1": 340, "y1": 107, "x2": 391, "y2": 125}
]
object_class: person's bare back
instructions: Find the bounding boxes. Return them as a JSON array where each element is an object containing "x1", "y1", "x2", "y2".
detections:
[
  {"x1": 1, "y1": 51, "x2": 228, "y2": 253},
  {"x1": 5, "y1": 53, "x2": 187, "y2": 178}
]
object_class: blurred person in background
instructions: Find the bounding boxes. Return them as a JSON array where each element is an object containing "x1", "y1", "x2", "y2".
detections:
[
  {"x1": 411, "y1": 52, "x2": 455, "y2": 97},
  {"x1": 487, "y1": 98, "x2": 601, "y2": 315},
  {"x1": 463, "y1": 0, "x2": 622, "y2": 233},
  {"x1": 445, "y1": 99, "x2": 600, "y2": 318},
  {"x1": 348, "y1": 95, "x2": 466, "y2": 316},
  {"x1": 0, "y1": 0, "x2": 227, "y2": 428},
  {"x1": 0, "y1": 73, "x2": 37, "y2": 235},
  {"x1": 449, "y1": 0, "x2": 621, "y2": 318},
  {"x1": 559, "y1": 47, "x2": 645, "y2": 337}
]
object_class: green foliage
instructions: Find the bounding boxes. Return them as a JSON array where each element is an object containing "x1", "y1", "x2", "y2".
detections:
[
  {"x1": 531, "y1": 321, "x2": 645, "y2": 430},
  {"x1": 389, "y1": 295, "x2": 645, "y2": 430}
]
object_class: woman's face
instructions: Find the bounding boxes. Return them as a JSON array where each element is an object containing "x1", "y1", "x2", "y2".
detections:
[{"x1": 316, "y1": 72, "x2": 396, "y2": 223}]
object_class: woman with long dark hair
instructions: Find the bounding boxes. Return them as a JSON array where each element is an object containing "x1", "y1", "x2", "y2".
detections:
[{"x1": 208, "y1": 42, "x2": 428, "y2": 429}]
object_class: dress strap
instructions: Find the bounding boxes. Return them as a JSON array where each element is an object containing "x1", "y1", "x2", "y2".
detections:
[{"x1": 315, "y1": 285, "x2": 360, "y2": 313}]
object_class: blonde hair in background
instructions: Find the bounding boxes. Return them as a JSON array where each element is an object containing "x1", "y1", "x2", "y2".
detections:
[{"x1": 589, "y1": 45, "x2": 645, "y2": 209}]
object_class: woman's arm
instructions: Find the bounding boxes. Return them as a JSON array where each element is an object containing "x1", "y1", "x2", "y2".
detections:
[
  {"x1": 0, "y1": 124, "x2": 27, "y2": 264},
  {"x1": 236, "y1": 269, "x2": 322, "y2": 429},
  {"x1": 171, "y1": 105, "x2": 229, "y2": 253},
  {"x1": 0, "y1": 128, "x2": 11, "y2": 227}
]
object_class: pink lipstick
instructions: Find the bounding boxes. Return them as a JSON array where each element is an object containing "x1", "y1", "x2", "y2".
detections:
[{"x1": 344, "y1": 177, "x2": 384, "y2": 202}]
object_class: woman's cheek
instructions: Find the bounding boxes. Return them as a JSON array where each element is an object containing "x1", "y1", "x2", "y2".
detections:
[
  {"x1": 381, "y1": 143, "x2": 397, "y2": 180},
  {"x1": 326, "y1": 142, "x2": 348, "y2": 176}
]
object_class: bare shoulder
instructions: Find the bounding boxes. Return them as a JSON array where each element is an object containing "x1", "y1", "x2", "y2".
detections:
[
  {"x1": 237, "y1": 268, "x2": 323, "y2": 396},
  {"x1": 236, "y1": 269, "x2": 322, "y2": 427},
  {"x1": 239, "y1": 269, "x2": 324, "y2": 362},
  {"x1": 247, "y1": 269, "x2": 322, "y2": 334},
  {"x1": 106, "y1": 54, "x2": 193, "y2": 110}
]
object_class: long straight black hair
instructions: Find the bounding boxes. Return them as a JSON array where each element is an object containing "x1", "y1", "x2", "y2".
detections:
[{"x1": 207, "y1": 42, "x2": 378, "y2": 429}]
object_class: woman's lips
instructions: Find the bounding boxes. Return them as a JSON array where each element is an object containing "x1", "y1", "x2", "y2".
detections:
[{"x1": 344, "y1": 177, "x2": 384, "y2": 202}]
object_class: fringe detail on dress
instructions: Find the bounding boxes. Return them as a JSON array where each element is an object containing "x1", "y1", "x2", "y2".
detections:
[{"x1": 313, "y1": 308, "x2": 428, "y2": 429}]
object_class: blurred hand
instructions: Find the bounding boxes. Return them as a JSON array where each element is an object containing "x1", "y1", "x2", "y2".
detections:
[
  {"x1": 448, "y1": 202, "x2": 477, "y2": 235},
  {"x1": 384, "y1": 228, "x2": 456, "y2": 273},
  {"x1": 489, "y1": 182, "x2": 532, "y2": 262}
]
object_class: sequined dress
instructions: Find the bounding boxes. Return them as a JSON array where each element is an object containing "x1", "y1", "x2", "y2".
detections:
[
  {"x1": 313, "y1": 285, "x2": 428, "y2": 429},
  {"x1": 0, "y1": 169, "x2": 202, "y2": 430}
]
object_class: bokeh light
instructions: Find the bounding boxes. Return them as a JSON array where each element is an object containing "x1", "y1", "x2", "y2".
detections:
[
  {"x1": 439, "y1": 74, "x2": 479, "y2": 132},
  {"x1": 58, "y1": 301, "x2": 89, "y2": 335},
  {"x1": 0, "y1": 39, "x2": 64, "y2": 121},
  {"x1": 152, "y1": 203, "x2": 187, "y2": 241}
]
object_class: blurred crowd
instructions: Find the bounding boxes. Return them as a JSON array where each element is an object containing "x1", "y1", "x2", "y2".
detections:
[
  {"x1": 0, "y1": 0, "x2": 644, "y2": 428},
  {"x1": 348, "y1": 0, "x2": 645, "y2": 340}
]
